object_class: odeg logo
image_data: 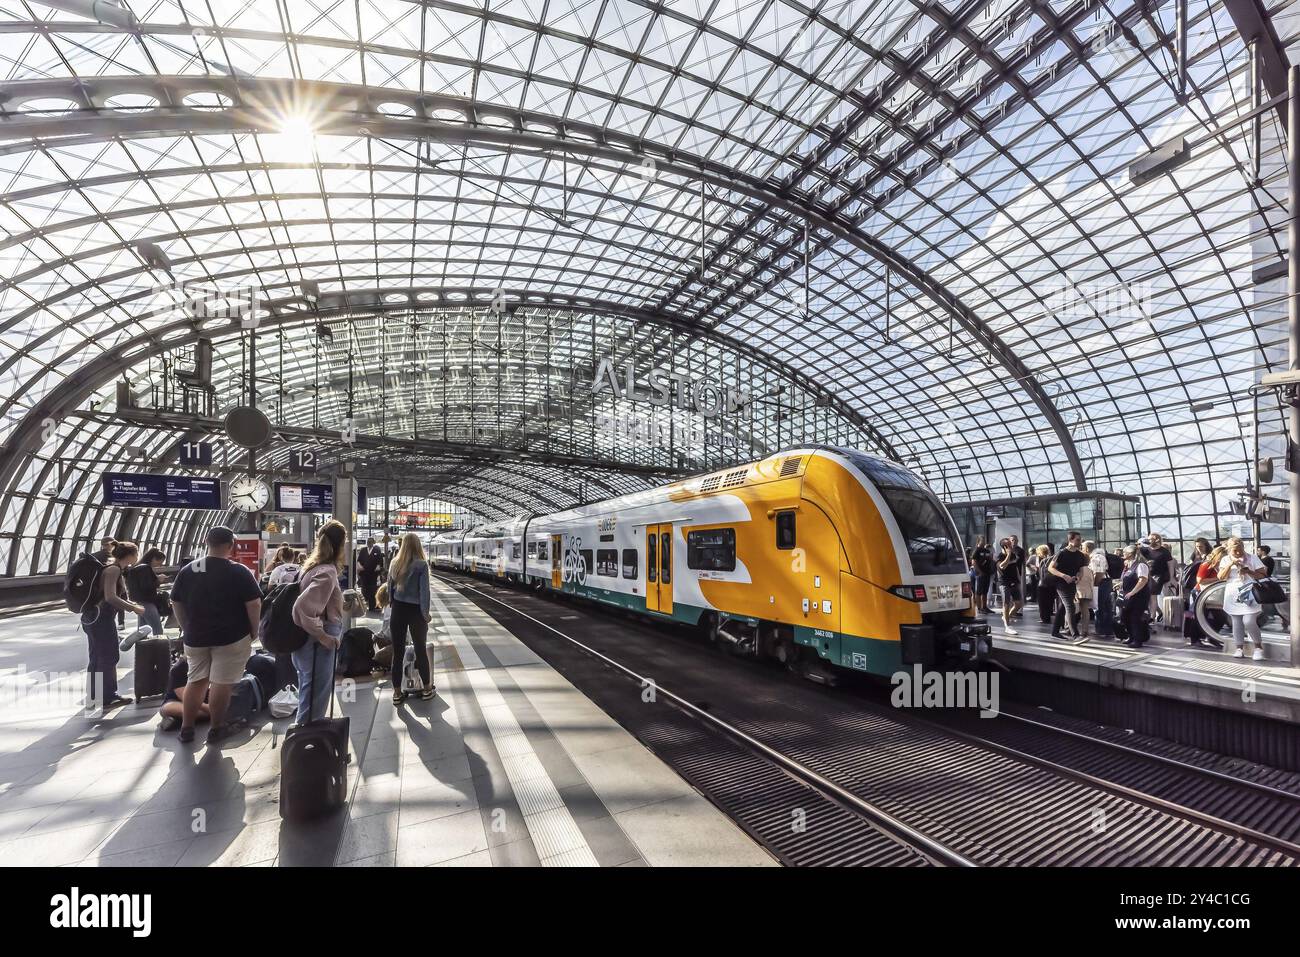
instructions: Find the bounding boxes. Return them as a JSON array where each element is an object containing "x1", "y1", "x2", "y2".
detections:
[{"x1": 49, "y1": 887, "x2": 151, "y2": 938}]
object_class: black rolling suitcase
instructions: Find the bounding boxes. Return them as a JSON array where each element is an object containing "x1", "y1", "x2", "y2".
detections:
[
  {"x1": 133, "y1": 636, "x2": 170, "y2": 699},
  {"x1": 280, "y1": 651, "x2": 350, "y2": 821}
]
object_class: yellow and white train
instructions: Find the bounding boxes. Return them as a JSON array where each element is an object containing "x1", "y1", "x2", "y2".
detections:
[{"x1": 431, "y1": 446, "x2": 991, "y2": 679}]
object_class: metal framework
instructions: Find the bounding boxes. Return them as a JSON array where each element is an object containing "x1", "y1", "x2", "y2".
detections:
[{"x1": 0, "y1": 0, "x2": 1297, "y2": 577}]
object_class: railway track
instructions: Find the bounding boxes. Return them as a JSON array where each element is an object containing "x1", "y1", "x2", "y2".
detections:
[{"x1": 434, "y1": 571, "x2": 1300, "y2": 867}]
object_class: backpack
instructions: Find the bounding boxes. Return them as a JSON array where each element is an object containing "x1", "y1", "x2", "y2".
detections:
[
  {"x1": 227, "y1": 673, "x2": 265, "y2": 723},
  {"x1": 335, "y1": 627, "x2": 375, "y2": 677},
  {"x1": 259, "y1": 581, "x2": 310, "y2": 654},
  {"x1": 1105, "y1": 552, "x2": 1124, "y2": 579},
  {"x1": 243, "y1": 651, "x2": 280, "y2": 700},
  {"x1": 63, "y1": 552, "x2": 106, "y2": 621}
]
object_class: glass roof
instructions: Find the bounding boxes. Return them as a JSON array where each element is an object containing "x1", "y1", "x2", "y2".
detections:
[{"x1": 0, "y1": 0, "x2": 1297, "y2": 575}]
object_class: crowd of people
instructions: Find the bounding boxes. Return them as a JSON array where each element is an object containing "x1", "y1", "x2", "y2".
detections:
[
  {"x1": 75, "y1": 525, "x2": 435, "y2": 747},
  {"x1": 968, "y1": 530, "x2": 1283, "y2": 658}
]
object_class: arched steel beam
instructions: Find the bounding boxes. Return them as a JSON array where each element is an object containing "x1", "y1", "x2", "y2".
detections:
[
  {"x1": 0, "y1": 287, "x2": 897, "y2": 506},
  {"x1": 0, "y1": 77, "x2": 1085, "y2": 488}
]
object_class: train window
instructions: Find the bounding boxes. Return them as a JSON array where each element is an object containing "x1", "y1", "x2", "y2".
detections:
[
  {"x1": 621, "y1": 548, "x2": 638, "y2": 579},
  {"x1": 647, "y1": 534, "x2": 657, "y2": 582},
  {"x1": 660, "y1": 531, "x2": 672, "y2": 583},
  {"x1": 526, "y1": 541, "x2": 537, "y2": 558},
  {"x1": 776, "y1": 511, "x2": 796, "y2": 550},
  {"x1": 596, "y1": 549, "x2": 618, "y2": 577},
  {"x1": 512, "y1": 542, "x2": 521, "y2": 560},
  {"x1": 687, "y1": 528, "x2": 736, "y2": 571},
  {"x1": 537, "y1": 541, "x2": 548, "y2": 561},
  {"x1": 581, "y1": 550, "x2": 593, "y2": 576}
]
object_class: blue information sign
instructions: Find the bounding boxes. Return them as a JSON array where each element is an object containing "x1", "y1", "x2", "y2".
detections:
[
  {"x1": 274, "y1": 482, "x2": 368, "y2": 514},
  {"x1": 101, "y1": 472, "x2": 222, "y2": 509}
]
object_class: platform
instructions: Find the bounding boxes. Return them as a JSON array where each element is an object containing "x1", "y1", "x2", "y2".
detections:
[
  {"x1": 0, "y1": 584, "x2": 773, "y2": 867},
  {"x1": 988, "y1": 608, "x2": 1300, "y2": 727}
]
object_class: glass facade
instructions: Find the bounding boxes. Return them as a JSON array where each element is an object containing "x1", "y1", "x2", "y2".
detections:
[
  {"x1": 0, "y1": 2, "x2": 1297, "y2": 577},
  {"x1": 948, "y1": 493, "x2": 1143, "y2": 556}
]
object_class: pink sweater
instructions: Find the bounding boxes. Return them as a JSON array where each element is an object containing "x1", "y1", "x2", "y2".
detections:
[{"x1": 292, "y1": 563, "x2": 343, "y2": 640}]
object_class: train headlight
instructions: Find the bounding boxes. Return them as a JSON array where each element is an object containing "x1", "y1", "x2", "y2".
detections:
[{"x1": 889, "y1": 584, "x2": 928, "y2": 602}]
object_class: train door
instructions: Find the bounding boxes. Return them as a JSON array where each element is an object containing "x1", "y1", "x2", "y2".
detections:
[
  {"x1": 645, "y1": 523, "x2": 673, "y2": 615},
  {"x1": 551, "y1": 534, "x2": 561, "y2": 589}
]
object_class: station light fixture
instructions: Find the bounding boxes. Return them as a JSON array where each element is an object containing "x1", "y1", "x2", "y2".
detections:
[{"x1": 1128, "y1": 135, "x2": 1191, "y2": 187}]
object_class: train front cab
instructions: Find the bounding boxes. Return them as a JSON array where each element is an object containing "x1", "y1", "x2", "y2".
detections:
[{"x1": 799, "y1": 449, "x2": 992, "y2": 676}]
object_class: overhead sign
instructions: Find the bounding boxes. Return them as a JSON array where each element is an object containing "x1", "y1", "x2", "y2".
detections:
[
  {"x1": 288, "y1": 449, "x2": 320, "y2": 475},
  {"x1": 274, "y1": 482, "x2": 368, "y2": 514},
  {"x1": 177, "y1": 440, "x2": 212, "y2": 468},
  {"x1": 102, "y1": 472, "x2": 222, "y2": 510}
]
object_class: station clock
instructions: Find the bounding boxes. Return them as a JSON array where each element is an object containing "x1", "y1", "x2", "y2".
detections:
[{"x1": 228, "y1": 475, "x2": 271, "y2": 513}]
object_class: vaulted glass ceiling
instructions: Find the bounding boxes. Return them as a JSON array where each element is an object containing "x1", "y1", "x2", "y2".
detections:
[{"x1": 0, "y1": 0, "x2": 1297, "y2": 576}]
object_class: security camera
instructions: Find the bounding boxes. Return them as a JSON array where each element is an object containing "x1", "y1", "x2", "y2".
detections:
[{"x1": 1260, "y1": 369, "x2": 1300, "y2": 389}]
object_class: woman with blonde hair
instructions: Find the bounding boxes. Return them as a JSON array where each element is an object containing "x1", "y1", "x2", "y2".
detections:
[
  {"x1": 1216, "y1": 536, "x2": 1268, "y2": 660},
  {"x1": 290, "y1": 519, "x2": 347, "y2": 723},
  {"x1": 387, "y1": 531, "x2": 433, "y2": 704}
]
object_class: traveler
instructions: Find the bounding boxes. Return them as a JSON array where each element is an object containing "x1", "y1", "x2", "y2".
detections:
[
  {"x1": 1217, "y1": 537, "x2": 1268, "y2": 660},
  {"x1": 158, "y1": 657, "x2": 208, "y2": 732},
  {"x1": 1008, "y1": 535, "x2": 1026, "y2": 617},
  {"x1": 170, "y1": 526, "x2": 263, "y2": 744},
  {"x1": 1140, "y1": 533, "x2": 1173, "y2": 622},
  {"x1": 1074, "y1": 552, "x2": 1094, "y2": 639},
  {"x1": 268, "y1": 545, "x2": 303, "y2": 586},
  {"x1": 970, "y1": 537, "x2": 994, "y2": 613},
  {"x1": 1255, "y1": 545, "x2": 1287, "y2": 628},
  {"x1": 996, "y1": 538, "x2": 1020, "y2": 635},
  {"x1": 387, "y1": 532, "x2": 434, "y2": 704},
  {"x1": 356, "y1": 538, "x2": 385, "y2": 611},
  {"x1": 1086, "y1": 541, "x2": 1114, "y2": 638},
  {"x1": 1182, "y1": 538, "x2": 1221, "y2": 648},
  {"x1": 84, "y1": 541, "x2": 145, "y2": 710},
  {"x1": 1032, "y1": 545, "x2": 1056, "y2": 623},
  {"x1": 1119, "y1": 545, "x2": 1151, "y2": 648},
  {"x1": 1047, "y1": 531, "x2": 1087, "y2": 640},
  {"x1": 291, "y1": 520, "x2": 347, "y2": 724},
  {"x1": 125, "y1": 548, "x2": 167, "y2": 635}
]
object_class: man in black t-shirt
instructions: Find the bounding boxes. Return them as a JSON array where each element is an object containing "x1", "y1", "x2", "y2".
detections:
[
  {"x1": 170, "y1": 526, "x2": 263, "y2": 745},
  {"x1": 1047, "y1": 530, "x2": 1088, "y2": 639},
  {"x1": 970, "y1": 537, "x2": 995, "y2": 612}
]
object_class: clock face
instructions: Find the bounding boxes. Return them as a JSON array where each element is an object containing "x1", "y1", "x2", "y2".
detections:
[{"x1": 228, "y1": 475, "x2": 271, "y2": 513}]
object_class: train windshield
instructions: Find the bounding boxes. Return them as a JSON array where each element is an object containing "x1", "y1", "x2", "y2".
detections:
[{"x1": 840, "y1": 452, "x2": 967, "y2": 576}]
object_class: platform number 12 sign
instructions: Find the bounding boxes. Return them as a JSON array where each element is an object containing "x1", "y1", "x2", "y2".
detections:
[
  {"x1": 178, "y1": 440, "x2": 212, "y2": 467},
  {"x1": 290, "y1": 449, "x2": 320, "y2": 475}
]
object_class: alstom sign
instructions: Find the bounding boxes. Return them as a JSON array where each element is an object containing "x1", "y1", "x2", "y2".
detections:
[{"x1": 591, "y1": 357, "x2": 751, "y2": 419}]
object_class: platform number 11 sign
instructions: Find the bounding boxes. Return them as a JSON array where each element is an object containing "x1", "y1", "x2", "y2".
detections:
[{"x1": 177, "y1": 440, "x2": 212, "y2": 468}]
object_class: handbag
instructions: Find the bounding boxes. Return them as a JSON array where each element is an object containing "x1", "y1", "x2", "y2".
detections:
[
  {"x1": 401, "y1": 642, "x2": 423, "y2": 694},
  {"x1": 1236, "y1": 581, "x2": 1261, "y2": 608},
  {"x1": 270, "y1": 684, "x2": 298, "y2": 718},
  {"x1": 1256, "y1": 578, "x2": 1287, "y2": 605}
]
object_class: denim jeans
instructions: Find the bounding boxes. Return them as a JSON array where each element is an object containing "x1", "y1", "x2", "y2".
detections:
[
  {"x1": 292, "y1": 621, "x2": 340, "y2": 724},
  {"x1": 137, "y1": 603, "x2": 163, "y2": 636},
  {"x1": 1094, "y1": 581, "x2": 1115, "y2": 636},
  {"x1": 83, "y1": 610, "x2": 120, "y2": 705}
]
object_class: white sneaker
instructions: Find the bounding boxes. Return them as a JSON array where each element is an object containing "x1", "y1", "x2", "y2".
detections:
[
  {"x1": 118, "y1": 625, "x2": 151, "y2": 652},
  {"x1": 1252, "y1": 648, "x2": 1265, "y2": 662},
  {"x1": 1004, "y1": 627, "x2": 1017, "y2": 636},
  {"x1": 1233, "y1": 646, "x2": 1245, "y2": 658}
]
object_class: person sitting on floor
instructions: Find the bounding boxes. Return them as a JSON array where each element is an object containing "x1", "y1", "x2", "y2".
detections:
[{"x1": 159, "y1": 656, "x2": 209, "y2": 732}]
